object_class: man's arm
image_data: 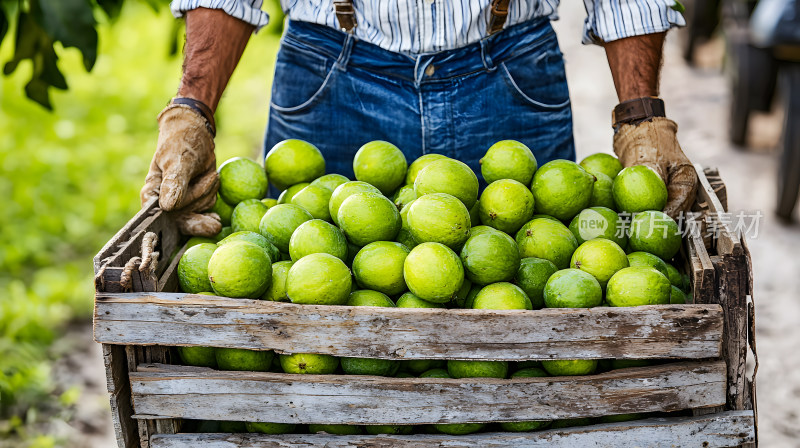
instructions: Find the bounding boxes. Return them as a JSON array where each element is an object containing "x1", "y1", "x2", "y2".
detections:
[
  {"x1": 602, "y1": 32, "x2": 665, "y2": 102},
  {"x1": 179, "y1": 8, "x2": 254, "y2": 111}
]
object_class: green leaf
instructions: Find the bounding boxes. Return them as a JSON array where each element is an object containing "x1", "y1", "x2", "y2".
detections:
[
  {"x1": 0, "y1": 7, "x2": 8, "y2": 46},
  {"x1": 96, "y1": 0, "x2": 125, "y2": 20},
  {"x1": 3, "y1": 12, "x2": 40, "y2": 76},
  {"x1": 33, "y1": 0, "x2": 98, "y2": 71}
]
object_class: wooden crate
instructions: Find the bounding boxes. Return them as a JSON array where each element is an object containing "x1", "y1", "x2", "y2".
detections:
[{"x1": 93, "y1": 166, "x2": 758, "y2": 448}]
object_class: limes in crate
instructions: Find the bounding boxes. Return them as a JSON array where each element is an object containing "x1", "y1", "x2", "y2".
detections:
[
  {"x1": 209, "y1": 194, "x2": 234, "y2": 226},
  {"x1": 420, "y1": 368, "x2": 451, "y2": 378},
  {"x1": 208, "y1": 241, "x2": 272, "y2": 298},
  {"x1": 337, "y1": 192, "x2": 401, "y2": 246},
  {"x1": 665, "y1": 263, "x2": 683, "y2": 287},
  {"x1": 352, "y1": 241, "x2": 410, "y2": 296},
  {"x1": 589, "y1": 172, "x2": 616, "y2": 210},
  {"x1": 568, "y1": 206, "x2": 628, "y2": 247},
  {"x1": 460, "y1": 231, "x2": 520, "y2": 285},
  {"x1": 406, "y1": 193, "x2": 471, "y2": 250},
  {"x1": 541, "y1": 359, "x2": 598, "y2": 376},
  {"x1": 290, "y1": 184, "x2": 334, "y2": 222},
  {"x1": 258, "y1": 204, "x2": 313, "y2": 253},
  {"x1": 452, "y1": 278, "x2": 473, "y2": 308},
  {"x1": 627, "y1": 251, "x2": 670, "y2": 278},
  {"x1": 353, "y1": 140, "x2": 408, "y2": 195},
  {"x1": 288, "y1": 219, "x2": 348, "y2": 262},
  {"x1": 396, "y1": 292, "x2": 443, "y2": 308},
  {"x1": 341, "y1": 356, "x2": 399, "y2": 376},
  {"x1": 579, "y1": 153, "x2": 624, "y2": 179},
  {"x1": 543, "y1": 269, "x2": 602, "y2": 308},
  {"x1": 261, "y1": 198, "x2": 278, "y2": 209},
  {"x1": 262, "y1": 260, "x2": 293, "y2": 302},
  {"x1": 346, "y1": 290, "x2": 395, "y2": 307},
  {"x1": 447, "y1": 360, "x2": 508, "y2": 379},
  {"x1": 277, "y1": 182, "x2": 309, "y2": 204},
  {"x1": 231, "y1": 199, "x2": 269, "y2": 234},
  {"x1": 309, "y1": 424, "x2": 364, "y2": 435},
  {"x1": 670, "y1": 285, "x2": 688, "y2": 304},
  {"x1": 217, "y1": 157, "x2": 269, "y2": 206},
  {"x1": 310, "y1": 173, "x2": 350, "y2": 192},
  {"x1": 328, "y1": 181, "x2": 382, "y2": 226},
  {"x1": 570, "y1": 239, "x2": 629, "y2": 288},
  {"x1": 551, "y1": 418, "x2": 592, "y2": 428},
  {"x1": 218, "y1": 421, "x2": 247, "y2": 433},
  {"x1": 501, "y1": 368, "x2": 551, "y2": 432},
  {"x1": 218, "y1": 231, "x2": 279, "y2": 263},
  {"x1": 215, "y1": 348, "x2": 273, "y2": 371},
  {"x1": 612, "y1": 165, "x2": 668, "y2": 214},
  {"x1": 515, "y1": 257, "x2": 558, "y2": 310},
  {"x1": 177, "y1": 243, "x2": 216, "y2": 293},
  {"x1": 264, "y1": 139, "x2": 326, "y2": 191},
  {"x1": 245, "y1": 422, "x2": 297, "y2": 434},
  {"x1": 530, "y1": 160, "x2": 595, "y2": 221},
  {"x1": 414, "y1": 158, "x2": 479, "y2": 209},
  {"x1": 365, "y1": 425, "x2": 414, "y2": 435},
  {"x1": 606, "y1": 266, "x2": 671, "y2": 307},
  {"x1": 434, "y1": 423, "x2": 486, "y2": 435},
  {"x1": 516, "y1": 218, "x2": 578, "y2": 269},
  {"x1": 628, "y1": 210, "x2": 682, "y2": 260},
  {"x1": 286, "y1": 253, "x2": 352, "y2": 305},
  {"x1": 480, "y1": 139, "x2": 538, "y2": 185},
  {"x1": 478, "y1": 179, "x2": 535, "y2": 235},
  {"x1": 471, "y1": 282, "x2": 532, "y2": 310},
  {"x1": 403, "y1": 242, "x2": 465, "y2": 303},
  {"x1": 406, "y1": 153, "x2": 447, "y2": 185},
  {"x1": 400, "y1": 359, "x2": 446, "y2": 374},
  {"x1": 279, "y1": 353, "x2": 339, "y2": 374},
  {"x1": 392, "y1": 184, "x2": 417, "y2": 210},
  {"x1": 185, "y1": 236, "x2": 216, "y2": 249},
  {"x1": 469, "y1": 225, "x2": 500, "y2": 238},
  {"x1": 213, "y1": 226, "x2": 233, "y2": 242},
  {"x1": 177, "y1": 346, "x2": 216, "y2": 368}
]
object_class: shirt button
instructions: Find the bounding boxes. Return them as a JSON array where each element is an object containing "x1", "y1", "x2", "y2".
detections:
[{"x1": 425, "y1": 64, "x2": 436, "y2": 76}]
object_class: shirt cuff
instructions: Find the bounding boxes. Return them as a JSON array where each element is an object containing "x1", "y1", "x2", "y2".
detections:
[
  {"x1": 582, "y1": 0, "x2": 686, "y2": 45},
  {"x1": 170, "y1": 0, "x2": 270, "y2": 32}
]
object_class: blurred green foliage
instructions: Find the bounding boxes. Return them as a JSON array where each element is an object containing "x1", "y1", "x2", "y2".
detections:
[{"x1": 0, "y1": 0, "x2": 281, "y2": 442}]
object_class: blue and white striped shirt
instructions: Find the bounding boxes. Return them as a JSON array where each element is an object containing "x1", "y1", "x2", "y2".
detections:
[{"x1": 171, "y1": 0, "x2": 684, "y2": 53}]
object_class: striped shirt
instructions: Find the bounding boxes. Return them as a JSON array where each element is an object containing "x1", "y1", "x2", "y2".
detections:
[{"x1": 171, "y1": 0, "x2": 684, "y2": 53}]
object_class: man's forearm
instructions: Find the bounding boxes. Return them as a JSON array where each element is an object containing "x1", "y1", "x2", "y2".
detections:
[
  {"x1": 603, "y1": 33, "x2": 665, "y2": 103},
  {"x1": 178, "y1": 8, "x2": 254, "y2": 112}
]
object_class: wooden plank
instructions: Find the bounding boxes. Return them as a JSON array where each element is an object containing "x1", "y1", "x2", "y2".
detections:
[
  {"x1": 94, "y1": 198, "x2": 159, "y2": 271},
  {"x1": 149, "y1": 410, "x2": 754, "y2": 448},
  {"x1": 694, "y1": 164, "x2": 742, "y2": 256},
  {"x1": 129, "y1": 361, "x2": 726, "y2": 424},
  {"x1": 715, "y1": 252, "x2": 750, "y2": 412},
  {"x1": 158, "y1": 244, "x2": 188, "y2": 294},
  {"x1": 94, "y1": 293, "x2": 723, "y2": 360},
  {"x1": 102, "y1": 344, "x2": 140, "y2": 448}
]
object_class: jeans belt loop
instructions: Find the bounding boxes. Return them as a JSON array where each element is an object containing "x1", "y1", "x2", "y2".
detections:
[
  {"x1": 480, "y1": 39, "x2": 495, "y2": 71},
  {"x1": 337, "y1": 33, "x2": 355, "y2": 71}
]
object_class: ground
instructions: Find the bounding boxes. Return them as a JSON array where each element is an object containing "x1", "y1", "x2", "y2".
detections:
[{"x1": 73, "y1": 5, "x2": 796, "y2": 447}]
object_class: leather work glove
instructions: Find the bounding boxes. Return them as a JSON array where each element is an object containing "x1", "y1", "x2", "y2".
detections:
[
  {"x1": 140, "y1": 105, "x2": 222, "y2": 237},
  {"x1": 613, "y1": 117, "x2": 698, "y2": 219}
]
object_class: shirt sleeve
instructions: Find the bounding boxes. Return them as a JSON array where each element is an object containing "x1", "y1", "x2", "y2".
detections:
[
  {"x1": 170, "y1": 0, "x2": 270, "y2": 31},
  {"x1": 582, "y1": 0, "x2": 686, "y2": 44}
]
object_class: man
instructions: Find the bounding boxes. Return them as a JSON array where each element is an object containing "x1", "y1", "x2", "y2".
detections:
[{"x1": 141, "y1": 0, "x2": 697, "y2": 237}]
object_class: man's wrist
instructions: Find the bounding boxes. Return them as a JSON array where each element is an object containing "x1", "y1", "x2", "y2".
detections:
[
  {"x1": 168, "y1": 97, "x2": 217, "y2": 137},
  {"x1": 612, "y1": 97, "x2": 666, "y2": 132}
]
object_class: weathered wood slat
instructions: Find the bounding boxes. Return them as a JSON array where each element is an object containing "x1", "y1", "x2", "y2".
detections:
[
  {"x1": 102, "y1": 344, "x2": 140, "y2": 448},
  {"x1": 94, "y1": 293, "x2": 723, "y2": 360},
  {"x1": 94, "y1": 198, "x2": 160, "y2": 271},
  {"x1": 130, "y1": 361, "x2": 726, "y2": 424},
  {"x1": 695, "y1": 164, "x2": 742, "y2": 256},
  {"x1": 148, "y1": 410, "x2": 754, "y2": 448}
]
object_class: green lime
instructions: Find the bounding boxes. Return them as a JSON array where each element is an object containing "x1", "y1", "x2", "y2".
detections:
[
  {"x1": 434, "y1": 423, "x2": 485, "y2": 435},
  {"x1": 420, "y1": 368, "x2": 451, "y2": 378},
  {"x1": 245, "y1": 422, "x2": 296, "y2": 434},
  {"x1": 480, "y1": 140, "x2": 538, "y2": 185},
  {"x1": 628, "y1": 210, "x2": 682, "y2": 260},
  {"x1": 406, "y1": 153, "x2": 448, "y2": 185},
  {"x1": 178, "y1": 243, "x2": 216, "y2": 294},
  {"x1": 264, "y1": 139, "x2": 325, "y2": 190},
  {"x1": 530, "y1": 160, "x2": 594, "y2": 221},
  {"x1": 414, "y1": 158, "x2": 479, "y2": 209},
  {"x1": 261, "y1": 198, "x2": 278, "y2": 208},
  {"x1": 213, "y1": 226, "x2": 233, "y2": 242},
  {"x1": 452, "y1": 278, "x2": 473, "y2": 307},
  {"x1": 403, "y1": 242, "x2": 464, "y2": 303},
  {"x1": 448, "y1": 360, "x2": 508, "y2": 378},
  {"x1": 277, "y1": 182, "x2": 310, "y2": 205},
  {"x1": 570, "y1": 239, "x2": 629, "y2": 287},
  {"x1": 217, "y1": 157, "x2": 269, "y2": 205},
  {"x1": 541, "y1": 359, "x2": 598, "y2": 376},
  {"x1": 231, "y1": 199, "x2": 269, "y2": 233},
  {"x1": 665, "y1": 263, "x2": 683, "y2": 287},
  {"x1": 460, "y1": 231, "x2": 520, "y2": 285},
  {"x1": 279, "y1": 353, "x2": 339, "y2": 374},
  {"x1": 392, "y1": 184, "x2": 417, "y2": 210},
  {"x1": 289, "y1": 219, "x2": 348, "y2": 262},
  {"x1": 516, "y1": 218, "x2": 579, "y2": 269},
  {"x1": 341, "y1": 356, "x2": 398, "y2": 376},
  {"x1": 218, "y1": 421, "x2": 246, "y2": 433},
  {"x1": 178, "y1": 346, "x2": 216, "y2": 368},
  {"x1": 310, "y1": 173, "x2": 349, "y2": 192},
  {"x1": 606, "y1": 266, "x2": 672, "y2": 306},
  {"x1": 218, "y1": 231, "x2": 279, "y2": 264},
  {"x1": 589, "y1": 172, "x2": 616, "y2": 210},
  {"x1": 262, "y1": 260, "x2": 293, "y2": 302},
  {"x1": 346, "y1": 289, "x2": 396, "y2": 307},
  {"x1": 472, "y1": 282, "x2": 532, "y2": 310},
  {"x1": 215, "y1": 348, "x2": 273, "y2": 371},
  {"x1": 208, "y1": 241, "x2": 272, "y2": 298},
  {"x1": 286, "y1": 253, "x2": 352, "y2": 305},
  {"x1": 627, "y1": 251, "x2": 670, "y2": 278},
  {"x1": 579, "y1": 153, "x2": 623, "y2": 179},
  {"x1": 543, "y1": 269, "x2": 603, "y2": 308},
  {"x1": 352, "y1": 241, "x2": 410, "y2": 296},
  {"x1": 478, "y1": 179, "x2": 535, "y2": 235},
  {"x1": 462, "y1": 284, "x2": 482, "y2": 309},
  {"x1": 401, "y1": 359, "x2": 446, "y2": 374},
  {"x1": 469, "y1": 225, "x2": 500, "y2": 238},
  {"x1": 258, "y1": 204, "x2": 313, "y2": 253},
  {"x1": 568, "y1": 206, "x2": 628, "y2": 247},
  {"x1": 395, "y1": 228, "x2": 417, "y2": 249},
  {"x1": 407, "y1": 193, "x2": 471, "y2": 250},
  {"x1": 308, "y1": 424, "x2": 363, "y2": 435},
  {"x1": 186, "y1": 236, "x2": 216, "y2": 249},
  {"x1": 670, "y1": 285, "x2": 688, "y2": 304},
  {"x1": 291, "y1": 184, "x2": 333, "y2": 222},
  {"x1": 210, "y1": 194, "x2": 234, "y2": 226},
  {"x1": 612, "y1": 165, "x2": 668, "y2": 214},
  {"x1": 337, "y1": 192, "x2": 401, "y2": 246},
  {"x1": 353, "y1": 140, "x2": 408, "y2": 195},
  {"x1": 515, "y1": 257, "x2": 558, "y2": 309},
  {"x1": 328, "y1": 181, "x2": 382, "y2": 226}
]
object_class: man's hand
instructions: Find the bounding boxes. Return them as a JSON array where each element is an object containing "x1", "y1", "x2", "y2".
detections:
[
  {"x1": 604, "y1": 33, "x2": 698, "y2": 218},
  {"x1": 141, "y1": 105, "x2": 221, "y2": 236}
]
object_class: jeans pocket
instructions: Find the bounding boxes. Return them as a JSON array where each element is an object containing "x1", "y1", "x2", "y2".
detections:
[
  {"x1": 270, "y1": 37, "x2": 338, "y2": 114},
  {"x1": 500, "y1": 41, "x2": 571, "y2": 110}
]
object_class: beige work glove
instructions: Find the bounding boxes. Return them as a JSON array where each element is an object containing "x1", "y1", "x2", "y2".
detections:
[
  {"x1": 140, "y1": 105, "x2": 221, "y2": 237},
  {"x1": 613, "y1": 117, "x2": 698, "y2": 219}
]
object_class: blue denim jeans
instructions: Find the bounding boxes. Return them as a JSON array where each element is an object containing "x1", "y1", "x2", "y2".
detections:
[{"x1": 264, "y1": 19, "x2": 575, "y2": 184}]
